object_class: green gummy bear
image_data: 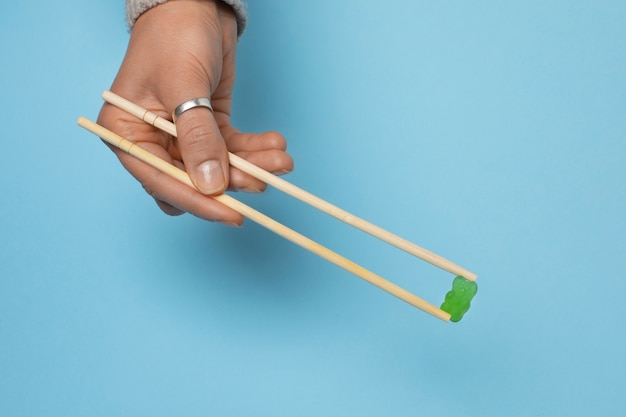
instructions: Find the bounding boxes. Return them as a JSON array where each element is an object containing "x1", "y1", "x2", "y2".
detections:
[{"x1": 441, "y1": 276, "x2": 478, "y2": 322}]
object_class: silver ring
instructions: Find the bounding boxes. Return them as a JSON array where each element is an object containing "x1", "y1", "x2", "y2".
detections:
[{"x1": 172, "y1": 97, "x2": 213, "y2": 122}]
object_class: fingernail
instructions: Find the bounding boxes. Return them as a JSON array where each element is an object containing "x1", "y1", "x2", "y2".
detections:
[
  {"x1": 235, "y1": 186, "x2": 263, "y2": 193},
  {"x1": 193, "y1": 160, "x2": 225, "y2": 194},
  {"x1": 220, "y1": 220, "x2": 242, "y2": 228},
  {"x1": 272, "y1": 169, "x2": 293, "y2": 176}
]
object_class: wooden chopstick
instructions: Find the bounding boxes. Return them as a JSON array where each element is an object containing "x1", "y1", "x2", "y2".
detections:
[
  {"x1": 101, "y1": 91, "x2": 477, "y2": 282},
  {"x1": 77, "y1": 116, "x2": 451, "y2": 321}
]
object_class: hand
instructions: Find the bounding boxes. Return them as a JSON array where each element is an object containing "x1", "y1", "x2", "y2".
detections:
[{"x1": 98, "y1": 0, "x2": 293, "y2": 226}]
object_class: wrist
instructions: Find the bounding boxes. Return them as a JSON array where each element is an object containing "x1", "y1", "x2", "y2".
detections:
[{"x1": 126, "y1": 0, "x2": 247, "y2": 37}]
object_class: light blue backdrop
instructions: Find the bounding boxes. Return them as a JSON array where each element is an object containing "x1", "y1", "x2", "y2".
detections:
[{"x1": 1, "y1": 1, "x2": 625, "y2": 415}]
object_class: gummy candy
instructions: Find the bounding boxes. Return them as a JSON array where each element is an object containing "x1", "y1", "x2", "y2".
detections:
[{"x1": 441, "y1": 276, "x2": 478, "y2": 322}]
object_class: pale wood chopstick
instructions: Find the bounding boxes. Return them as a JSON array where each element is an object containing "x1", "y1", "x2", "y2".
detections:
[
  {"x1": 101, "y1": 90, "x2": 477, "y2": 282},
  {"x1": 77, "y1": 116, "x2": 451, "y2": 321}
]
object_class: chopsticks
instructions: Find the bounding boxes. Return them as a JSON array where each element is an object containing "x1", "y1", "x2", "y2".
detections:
[
  {"x1": 100, "y1": 90, "x2": 477, "y2": 282},
  {"x1": 77, "y1": 116, "x2": 451, "y2": 321}
]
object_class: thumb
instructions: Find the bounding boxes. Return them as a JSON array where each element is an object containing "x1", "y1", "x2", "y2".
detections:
[{"x1": 173, "y1": 101, "x2": 229, "y2": 195}]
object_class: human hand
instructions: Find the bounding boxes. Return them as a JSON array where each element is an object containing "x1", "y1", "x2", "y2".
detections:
[{"x1": 98, "y1": 0, "x2": 293, "y2": 226}]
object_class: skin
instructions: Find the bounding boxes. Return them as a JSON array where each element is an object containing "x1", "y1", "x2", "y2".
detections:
[{"x1": 98, "y1": 0, "x2": 293, "y2": 226}]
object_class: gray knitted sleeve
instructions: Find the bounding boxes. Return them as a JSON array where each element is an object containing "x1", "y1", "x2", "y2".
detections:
[{"x1": 126, "y1": 0, "x2": 248, "y2": 37}]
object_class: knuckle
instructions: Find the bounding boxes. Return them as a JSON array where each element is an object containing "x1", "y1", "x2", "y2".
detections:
[
  {"x1": 182, "y1": 123, "x2": 216, "y2": 148},
  {"x1": 263, "y1": 131, "x2": 287, "y2": 150},
  {"x1": 141, "y1": 170, "x2": 165, "y2": 200}
]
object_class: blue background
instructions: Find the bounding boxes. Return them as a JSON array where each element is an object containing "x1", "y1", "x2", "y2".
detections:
[{"x1": 1, "y1": 1, "x2": 625, "y2": 415}]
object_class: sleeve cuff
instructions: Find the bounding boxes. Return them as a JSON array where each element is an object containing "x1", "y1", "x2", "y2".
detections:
[{"x1": 126, "y1": 0, "x2": 247, "y2": 37}]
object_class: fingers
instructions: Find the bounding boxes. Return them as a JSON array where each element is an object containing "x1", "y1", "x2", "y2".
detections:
[
  {"x1": 220, "y1": 128, "x2": 293, "y2": 192},
  {"x1": 222, "y1": 127, "x2": 288, "y2": 153},
  {"x1": 229, "y1": 148, "x2": 294, "y2": 192}
]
